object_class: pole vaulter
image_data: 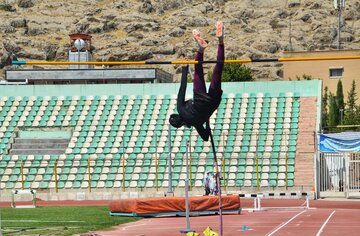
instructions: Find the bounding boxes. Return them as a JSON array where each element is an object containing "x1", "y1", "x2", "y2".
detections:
[{"x1": 169, "y1": 21, "x2": 225, "y2": 236}]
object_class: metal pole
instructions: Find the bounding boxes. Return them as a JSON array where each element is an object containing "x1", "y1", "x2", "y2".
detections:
[
  {"x1": 209, "y1": 129, "x2": 223, "y2": 236},
  {"x1": 314, "y1": 132, "x2": 320, "y2": 199},
  {"x1": 285, "y1": 153, "x2": 289, "y2": 191},
  {"x1": 122, "y1": 140, "x2": 125, "y2": 192},
  {"x1": 189, "y1": 136, "x2": 193, "y2": 191},
  {"x1": 122, "y1": 156, "x2": 125, "y2": 192},
  {"x1": 222, "y1": 158, "x2": 226, "y2": 192},
  {"x1": 222, "y1": 132, "x2": 226, "y2": 192},
  {"x1": 337, "y1": 4, "x2": 341, "y2": 49},
  {"x1": 54, "y1": 160, "x2": 58, "y2": 193},
  {"x1": 256, "y1": 132, "x2": 260, "y2": 192},
  {"x1": 306, "y1": 195, "x2": 310, "y2": 209},
  {"x1": 257, "y1": 197, "x2": 261, "y2": 210},
  {"x1": 88, "y1": 159, "x2": 91, "y2": 193},
  {"x1": 21, "y1": 160, "x2": 24, "y2": 190},
  {"x1": 155, "y1": 133, "x2": 158, "y2": 192},
  {"x1": 256, "y1": 154, "x2": 260, "y2": 192},
  {"x1": 167, "y1": 125, "x2": 173, "y2": 195},
  {"x1": 180, "y1": 139, "x2": 195, "y2": 234},
  {"x1": 182, "y1": 139, "x2": 193, "y2": 232}
]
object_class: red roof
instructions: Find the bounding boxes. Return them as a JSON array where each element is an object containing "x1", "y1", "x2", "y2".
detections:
[{"x1": 69, "y1": 34, "x2": 92, "y2": 40}]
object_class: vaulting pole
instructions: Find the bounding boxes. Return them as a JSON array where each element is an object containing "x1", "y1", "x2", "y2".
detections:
[
  {"x1": 12, "y1": 55, "x2": 360, "y2": 66},
  {"x1": 209, "y1": 129, "x2": 223, "y2": 236}
]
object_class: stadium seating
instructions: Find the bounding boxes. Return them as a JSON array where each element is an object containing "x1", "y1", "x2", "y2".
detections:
[{"x1": 0, "y1": 87, "x2": 300, "y2": 191}]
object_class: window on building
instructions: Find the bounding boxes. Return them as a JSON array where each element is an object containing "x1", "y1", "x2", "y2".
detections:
[{"x1": 329, "y1": 67, "x2": 344, "y2": 78}]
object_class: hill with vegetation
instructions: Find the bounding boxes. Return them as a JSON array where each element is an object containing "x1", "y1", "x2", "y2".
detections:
[{"x1": 1, "y1": 0, "x2": 360, "y2": 80}]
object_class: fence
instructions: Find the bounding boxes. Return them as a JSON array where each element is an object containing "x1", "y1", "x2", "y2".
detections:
[{"x1": 319, "y1": 152, "x2": 360, "y2": 198}]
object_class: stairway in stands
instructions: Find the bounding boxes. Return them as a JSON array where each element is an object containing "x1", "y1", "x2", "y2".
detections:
[{"x1": 10, "y1": 138, "x2": 69, "y2": 155}]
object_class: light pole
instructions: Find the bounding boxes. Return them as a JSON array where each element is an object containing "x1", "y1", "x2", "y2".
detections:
[{"x1": 334, "y1": 0, "x2": 345, "y2": 49}]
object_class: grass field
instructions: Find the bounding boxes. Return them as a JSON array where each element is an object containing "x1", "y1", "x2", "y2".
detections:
[{"x1": 0, "y1": 206, "x2": 141, "y2": 235}]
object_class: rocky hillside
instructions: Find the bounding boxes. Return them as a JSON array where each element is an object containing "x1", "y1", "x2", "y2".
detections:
[{"x1": 1, "y1": 0, "x2": 360, "y2": 81}]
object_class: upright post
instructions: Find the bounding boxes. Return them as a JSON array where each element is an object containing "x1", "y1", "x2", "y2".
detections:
[
  {"x1": 122, "y1": 155, "x2": 125, "y2": 192},
  {"x1": 122, "y1": 140, "x2": 126, "y2": 192},
  {"x1": 167, "y1": 125, "x2": 173, "y2": 195},
  {"x1": 87, "y1": 159, "x2": 91, "y2": 193},
  {"x1": 20, "y1": 160, "x2": 24, "y2": 190},
  {"x1": 255, "y1": 132, "x2": 260, "y2": 192},
  {"x1": 209, "y1": 129, "x2": 223, "y2": 236},
  {"x1": 306, "y1": 195, "x2": 310, "y2": 209},
  {"x1": 180, "y1": 139, "x2": 194, "y2": 234},
  {"x1": 54, "y1": 160, "x2": 58, "y2": 193},
  {"x1": 256, "y1": 155, "x2": 260, "y2": 192},
  {"x1": 222, "y1": 158, "x2": 226, "y2": 192},
  {"x1": 155, "y1": 132, "x2": 159, "y2": 192},
  {"x1": 284, "y1": 131, "x2": 288, "y2": 190},
  {"x1": 222, "y1": 132, "x2": 226, "y2": 192},
  {"x1": 285, "y1": 153, "x2": 289, "y2": 191},
  {"x1": 189, "y1": 136, "x2": 193, "y2": 191}
]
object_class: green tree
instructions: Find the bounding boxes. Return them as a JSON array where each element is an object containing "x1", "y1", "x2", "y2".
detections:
[
  {"x1": 344, "y1": 80, "x2": 359, "y2": 127},
  {"x1": 322, "y1": 86, "x2": 329, "y2": 128},
  {"x1": 207, "y1": 55, "x2": 254, "y2": 82},
  {"x1": 328, "y1": 92, "x2": 339, "y2": 129},
  {"x1": 355, "y1": 106, "x2": 360, "y2": 130},
  {"x1": 336, "y1": 80, "x2": 345, "y2": 125}
]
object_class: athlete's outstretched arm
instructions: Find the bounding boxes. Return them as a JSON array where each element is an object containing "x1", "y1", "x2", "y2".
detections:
[{"x1": 177, "y1": 66, "x2": 188, "y2": 111}]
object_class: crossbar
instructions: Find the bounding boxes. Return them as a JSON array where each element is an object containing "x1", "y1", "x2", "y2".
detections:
[{"x1": 11, "y1": 55, "x2": 360, "y2": 66}]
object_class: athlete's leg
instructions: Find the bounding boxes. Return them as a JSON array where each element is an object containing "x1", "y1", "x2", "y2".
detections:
[
  {"x1": 209, "y1": 21, "x2": 224, "y2": 95},
  {"x1": 192, "y1": 29, "x2": 207, "y2": 94},
  {"x1": 193, "y1": 51, "x2": 206, "y2": 93}
]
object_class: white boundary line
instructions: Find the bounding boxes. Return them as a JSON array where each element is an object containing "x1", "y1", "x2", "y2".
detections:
[
  {"x1": 2, "y1": 220, "x2": 85, "y2": 223},
  {"x1": 316, "y1": 210, "x2": 336, "y2": 236},
  {"x1": 266, "y1": 210, "x2": 306, "y2": 236}
]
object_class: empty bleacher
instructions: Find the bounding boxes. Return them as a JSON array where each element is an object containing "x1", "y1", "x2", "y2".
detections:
[{"x1": 0, "y1": 81, "x2": 321, "y2": 197}]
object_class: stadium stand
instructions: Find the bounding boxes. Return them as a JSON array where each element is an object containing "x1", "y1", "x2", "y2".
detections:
[{"x1": 0, "y1": 81, "x2": 321, "y2": 199}]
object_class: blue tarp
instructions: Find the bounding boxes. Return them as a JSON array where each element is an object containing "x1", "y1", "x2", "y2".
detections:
[{"x1": 320, "y1": 132, "x2": 360, "y2": 152}]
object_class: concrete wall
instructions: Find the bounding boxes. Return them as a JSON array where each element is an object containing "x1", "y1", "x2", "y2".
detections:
[{"x1": 0, "y1": 80, "x2": 322, "y2": 97}]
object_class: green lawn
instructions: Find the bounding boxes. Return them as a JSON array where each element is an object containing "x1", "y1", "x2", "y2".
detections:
[{"x1": 0, "y1": 206, "x2": 141, "y2": 235}]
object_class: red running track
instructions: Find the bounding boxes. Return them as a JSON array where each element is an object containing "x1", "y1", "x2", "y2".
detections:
[
  {"x1": 88, "y1": 199, "x2": 360, "y2": 236},
  {"x1": 89, "y1": 208, "x2": 360, "y2": 236},
  {"x1": 3, "y1": 198, "x2": 360, "y2": 235}
]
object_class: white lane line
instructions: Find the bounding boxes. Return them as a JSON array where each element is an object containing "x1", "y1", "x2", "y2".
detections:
[
  {"x1": 121, "y1": 223, "x2": 148, "y2": 231},
  {"x1": 316, "y1": 210, "x2": 336, "y2": 236},
  {"x1": 266, "y1": 210, "x2": 306, "y2": 236}
]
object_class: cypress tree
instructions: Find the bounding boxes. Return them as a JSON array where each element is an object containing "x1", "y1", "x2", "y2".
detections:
[
  {"x1": 328, "y1": 92, "x2": 339, "y2": 129},
  {"x1": 344, "y1": 80, "x2": 359, "y2": 128},
  {"x1": 336, "y1": 80, "x2": 344, "y2": 125},
  {"x1": 322, "y1": 86, "x2": 329, "y2": 129}
]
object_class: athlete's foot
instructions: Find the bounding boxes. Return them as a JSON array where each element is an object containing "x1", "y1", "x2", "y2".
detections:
[
  {"x1": 216, "y1": 21, "x2": 224, "y2": 44},
  {"x1": 192, "y1": 29, "x2": 208, "y2": 52}
]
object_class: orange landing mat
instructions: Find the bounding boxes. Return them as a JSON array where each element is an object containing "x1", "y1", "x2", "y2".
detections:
[{"x1": 110, "y1": 195, "x2": 240, "y2": 217}]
